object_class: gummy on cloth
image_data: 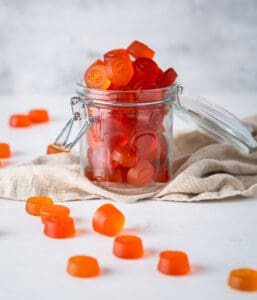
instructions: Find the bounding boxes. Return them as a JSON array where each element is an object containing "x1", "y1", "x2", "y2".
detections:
[{"x1": 1, "y1": 115, "x2": 257, "y2": 203}]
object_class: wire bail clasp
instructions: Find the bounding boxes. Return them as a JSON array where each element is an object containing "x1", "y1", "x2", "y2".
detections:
[{"x1": 52, "y1": 96, "x2": 94, "y2": 151}]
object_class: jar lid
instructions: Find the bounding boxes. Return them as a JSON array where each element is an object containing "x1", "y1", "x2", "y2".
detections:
[{"x1": 175, "y1": 95, "x2": 257, "y2": 154}]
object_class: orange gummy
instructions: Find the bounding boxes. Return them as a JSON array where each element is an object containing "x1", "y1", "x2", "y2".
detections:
[
  {"x1": 29, "y1": 109, "x2": 50, "y2": 123},
  {"x1": 127, "y1": 40, "x2": 155, "y2": 59},
  {"x1": 228, "y1": 268, "x2": 257, "y2": 292},
  {"x1": 44, "y1": 216, "x2": 75, "y2": 238},
  {"x1": 25, "y1": 196, "x2": 54, "y2": 216},
  {"x1": 46, "y1": 143, "x2": 71, "y2": 154},
  {"x1": 157, "y1": 250, "x2": 190, "y2": 276},
  {"x1": 92, "y1": 203, "x2": 125, "y2": 236},
  {"x1": 84, "y1": 60, "x2": 111, "y2": 89},
  {"x1": 113, "y1": 235, "x2": 144, "y2": 259},
  {"x1": 0, "y1": 143, "x2": 11, "y2": 158},
  {"x1": 67, "y1": 255, "x2": 100, "y2": 278},
  {"x1": 40, "y1": 204, "x2": 70, "y2": 223},
  {"x1": 9, "y1": 114, "x2": 32, "y2": 127},
  {"x1": 127, "y1": 160, "x2": 155, "y2": 187}
]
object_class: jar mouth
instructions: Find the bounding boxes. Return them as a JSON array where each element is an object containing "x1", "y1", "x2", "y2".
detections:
[{"x1": 75, "y1": 82, "x2": 177, "y2": 107}]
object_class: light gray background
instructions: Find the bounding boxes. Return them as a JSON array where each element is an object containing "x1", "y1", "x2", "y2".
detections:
[{"x1": 0, "y1": 0, "x2": 257, "y2": 96}]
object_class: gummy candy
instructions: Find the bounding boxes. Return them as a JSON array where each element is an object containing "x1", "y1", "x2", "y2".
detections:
[
  {"x1": 111, "y1": 146, "x2": 138, "y2": 168},
  {"x1": 25, "y1": 196, "x2": 54, "y2": 216},
  {"x1": 127, "y1": 160, "x2": 154, "y2": 187},
  {"x1": 40, "y1": 204, "x2": 70, "y2": 224},
  {"x1": 127, "y1": 40, "x2": 155, "y2": 59},
  {"x1": 9, "y1": 114, "x2": 32, "y2": 127},
  {"x1": 228, "y1": 268, "x2": 257, "y2": 292},
  {"x1": 67, "y1": 255, "x2": 100, "y2": 278},
  {"x1": 104, "y1": 49, "x2": 134, "y2": 86},
  {"x1": 0, "y1": 143, "x2": 11, "y2": 159},
  {"x1": 29, "y1": 109, "x2": 49, "y2": 123},
  {"x1": 157, "y1": 68, "x2": 177, "y2": 88},
  {"x1": 84, "y1": 60, "x2": 111, "y2": 89},
  {"x1": 44, "y1": 216, "x2": 75, "y2": 238},
  {"x1": 157, "y1": 250, "x2": 190, "y2": 275},
  {"x1": 113, "y1": 235, "x2": 144, "y2": 259},
  {"x1": 46, "y1": 143, "x2": 71, "y2": 154},
  {"x1": 132, "y1": 57, "x2": 161, "y2": 83},
  {"x1": 92, "y1": 203, "x2": 125, "y2": 236}
]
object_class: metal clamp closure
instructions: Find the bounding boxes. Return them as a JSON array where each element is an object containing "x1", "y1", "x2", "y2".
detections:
[{"x1": 52, "y1": 96, "x2": 95, "y2": 151}]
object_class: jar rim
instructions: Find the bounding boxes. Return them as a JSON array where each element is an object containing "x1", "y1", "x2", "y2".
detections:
[{"x1": 75, "y1": 82, "x2": 177, "y2": 107}]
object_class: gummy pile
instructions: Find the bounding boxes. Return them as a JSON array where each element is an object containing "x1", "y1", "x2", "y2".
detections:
[{"x1": 84, "y1": 41, "x2": 177, "y2": 187}]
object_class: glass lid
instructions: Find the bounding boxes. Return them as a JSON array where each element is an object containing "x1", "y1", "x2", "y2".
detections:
[{"x1": 175, "y1": 95, "x2": 257, "y2": 154}]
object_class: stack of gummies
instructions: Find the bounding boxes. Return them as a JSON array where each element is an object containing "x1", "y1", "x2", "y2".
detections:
[{"x1": 83, "y1": 40, "x2": 177, "y2": 187}]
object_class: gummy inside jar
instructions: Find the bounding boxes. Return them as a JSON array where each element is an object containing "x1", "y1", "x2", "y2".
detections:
[{"x1": 81, "y1": 41, "x2": 176, "y2": 192}]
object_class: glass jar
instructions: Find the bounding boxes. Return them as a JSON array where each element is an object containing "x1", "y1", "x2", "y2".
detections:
[
  {"x1": 53, "y1": 82, "x2": 257, "y2": 196},
  {"x1": 69, "y1": 82, "x2": 178, "y2": 196}
]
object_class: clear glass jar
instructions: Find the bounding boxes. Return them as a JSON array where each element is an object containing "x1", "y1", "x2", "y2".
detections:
[{"x1": 74, "y1": 82, "x2": 178, "y2": 195}]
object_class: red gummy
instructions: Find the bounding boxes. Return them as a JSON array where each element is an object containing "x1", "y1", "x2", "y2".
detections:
[
  {"x1": 104, "y1": 49, "x2": 134, "y2": 86},
  {"x1": 157, "y1": 68, "x2": 177, "y2": 87},
  {"x1": 111, "y1": 146, "x2": 138, "y2": 168},
  {"x1": 132, "y1": 57, "x2": 162, "y2": 83},
  {"x1": 127, "y1": 160, "x2": 155, "y2": 187},
  {"x1": 9, "y1": 114, "x2": 32, "y2": 127},
  {"x1": 127, "y1": 40, "x2": 155, "y2": 59},
  {"x1": 0, "y1": 143, "x2": 11, "y2": 158},
  {"x1": 130, "y1": 131, "x2": 158, "y2": 160}
]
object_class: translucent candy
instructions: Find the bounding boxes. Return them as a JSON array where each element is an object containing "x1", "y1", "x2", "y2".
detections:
[
  {"x1": 157, "y1": 250, "x2": 190, "y2": 275},
  {"x1": 29, "y1": 109, "x2": 50, "y2": 123},
  {"x1": 40, "y1": 204, "x2": 70, "y2": 224},
  {"x1": 92, "y1": 203, "x2": 125, "y2": 236},
  {"x1": 25, "y1": 196, "x2": 54, "y2": 216},
  {"x1": 228, "y1": 268, "x2": 257, "y2": 292},
  {"x1": 127, "y1": 40, "x2": 155, "y2": 59},
  {"x1": 0, "y1": 143, "x2": 11, "y2": 159},
  {"x1": 9, "y1": 114, "x2": 32, "y2": 127},
  {"x1": 113, "y1": 235, "x2": 144, "y2": 259},
  {"x1": 44, "y1": 216, "x2": 75, "y2": 238},
  {"x1": 67, "y1": 255, "x2": 100, "y2": 278}
]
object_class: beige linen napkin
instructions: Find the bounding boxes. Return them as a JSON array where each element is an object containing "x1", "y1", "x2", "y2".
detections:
[{"x1": 1, "y1": 115, "x2": 257, "y2": 203}]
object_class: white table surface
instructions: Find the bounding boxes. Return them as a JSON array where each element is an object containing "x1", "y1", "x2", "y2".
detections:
[{"x1": 0, "y1": 93, "x2": 257, "y2": 300}]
